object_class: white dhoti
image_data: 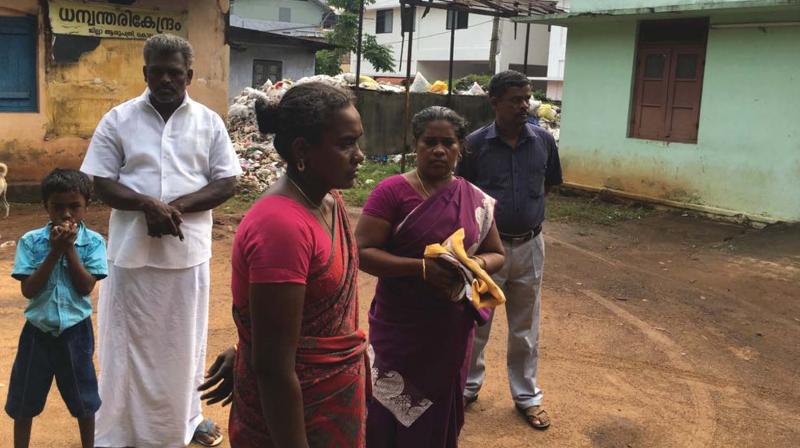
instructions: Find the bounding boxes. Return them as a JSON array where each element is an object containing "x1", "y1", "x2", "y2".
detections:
[{"x1": 95, "y1": 262, "x2": 210, "y2": 448}]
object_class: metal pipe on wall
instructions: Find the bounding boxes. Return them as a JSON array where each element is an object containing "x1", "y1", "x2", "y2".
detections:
[{"x1": 523, "y1": 23, "x2": 531, "y2": 74}]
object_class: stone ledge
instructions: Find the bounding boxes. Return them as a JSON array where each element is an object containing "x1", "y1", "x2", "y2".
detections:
[{"x1": 6, "y1": 182, "x2": 42, "y2": 203}]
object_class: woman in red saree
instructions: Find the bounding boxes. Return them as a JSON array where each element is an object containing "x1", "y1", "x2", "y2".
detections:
[
  {"x1": 205, "y1": 82, "x2": 367, "y2": 447},
  {"x1": 356, "y1": 107, "x2": 506, "y2": 447}
]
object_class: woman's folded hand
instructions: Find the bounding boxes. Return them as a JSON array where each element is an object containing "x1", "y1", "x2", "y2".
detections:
[{"x1": 424, "y1": 258, "x2": 463, "y2": 296}]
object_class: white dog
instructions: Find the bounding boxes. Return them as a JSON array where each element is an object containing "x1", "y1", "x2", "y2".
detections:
[{"x1": 0, "y1": 162, "x2": 8, "y2": 218}]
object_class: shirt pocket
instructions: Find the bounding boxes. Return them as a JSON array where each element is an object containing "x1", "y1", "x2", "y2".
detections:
[
  {"x1": 171, "y1": 119, "x2": 212, "y2": 180},
  {"x1": 29, "y1": 244, "x2": 49, "y2": 268},
  {"x1": 529, "y1": 176, "x2": 545, "y2": 199}
]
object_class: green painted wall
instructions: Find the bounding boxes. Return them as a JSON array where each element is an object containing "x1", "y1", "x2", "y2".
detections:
[
  {"x1": 232, "y1": 0, "x2": 326, "y2": 25},
  {"x1": 559, "y1": 18, "x2": 800, "y2": 221}
]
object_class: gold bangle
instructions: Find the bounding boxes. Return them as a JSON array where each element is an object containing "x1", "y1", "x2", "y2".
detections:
[{"x1": 422, "y1": 258, "x2": 427, "y2": 280}]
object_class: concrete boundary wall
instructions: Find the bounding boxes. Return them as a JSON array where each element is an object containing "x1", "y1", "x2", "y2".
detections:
[{"x1": 354, "y1": 90, "x2": 495, "y2": 155}]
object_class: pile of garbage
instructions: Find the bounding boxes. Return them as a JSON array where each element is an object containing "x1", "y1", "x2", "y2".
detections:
[
  {"x1": 228, "y1": 75, "x2": 368, "y2": 193},
  {"x1": 227, "y1": 72, "x2": 562, "y2": 193},
  {"x1": 530, "y1": 100, "x2": 561, "y2": 142},
  {"x1": 227, "y1": 85, "x2": 282, "y2": 195}
]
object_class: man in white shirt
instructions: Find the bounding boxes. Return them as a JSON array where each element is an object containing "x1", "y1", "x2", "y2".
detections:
[{"x1": 81, "y1": 34, "x2": 241, "y2": 448}]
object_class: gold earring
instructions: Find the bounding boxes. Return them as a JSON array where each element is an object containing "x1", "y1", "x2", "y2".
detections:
[{"x1": 297, "y1": 159, "x2": 305, "y2": 172}]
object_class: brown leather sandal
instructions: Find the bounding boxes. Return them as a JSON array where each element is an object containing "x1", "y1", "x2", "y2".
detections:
[{"x1": 516, "y1": 405, "x2": 551, "y2": 430}]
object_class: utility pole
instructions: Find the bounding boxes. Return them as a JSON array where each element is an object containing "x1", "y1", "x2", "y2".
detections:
[
  {"x1": 354, "y1": 0, "x2": 365, "y2": 93},
  {"x1": 488, "y1": 16, "x2": 500, "y2": 73}
]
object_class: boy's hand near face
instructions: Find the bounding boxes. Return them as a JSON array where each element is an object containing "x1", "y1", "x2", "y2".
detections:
[{"x1": 50, "y1": 222, "x2": 78, "y2": 253}]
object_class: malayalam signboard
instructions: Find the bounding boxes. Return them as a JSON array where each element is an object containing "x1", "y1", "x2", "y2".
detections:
[{"x1": 49, "y1": 0, "x2": 187, "y2": 40}]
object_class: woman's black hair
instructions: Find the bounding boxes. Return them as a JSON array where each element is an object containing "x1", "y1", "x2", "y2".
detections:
[
  {"x1": 41, "y1": 169, "x2": 92, "y2": 204},
  {"x1": 411, "y1": 106, "x2": 469, "y2": 141},
  {"x1": 254, "y1": 82, "x2": 355, "y2": 166}
]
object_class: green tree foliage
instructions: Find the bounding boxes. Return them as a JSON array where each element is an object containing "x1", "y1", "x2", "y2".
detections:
[{"x1": 316, "y1": 0, "x2": 394, "y2": 75}]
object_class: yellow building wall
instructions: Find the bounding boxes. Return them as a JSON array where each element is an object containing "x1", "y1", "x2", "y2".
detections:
[{"x1": 0, "y1": 0, "x2": 230, "y2": 187}]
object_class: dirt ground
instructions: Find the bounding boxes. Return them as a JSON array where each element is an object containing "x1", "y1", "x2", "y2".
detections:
[{"x1": 0, "y1": 198, "x2": 798, "y2": 448}]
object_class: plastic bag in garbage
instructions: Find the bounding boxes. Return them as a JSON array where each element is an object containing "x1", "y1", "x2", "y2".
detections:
[
  {"x1": 378, "y1": 84, "x2": 406, "y2": 93},
  {"x1": 429, "y1": 80, "x2": 448, "y2": 94},
  {"x1": 341, "y1": 73, "x2": 357, "y2": 84},
  {"x1": 536, "y1": 103, "x2": 557, "y2": 121},
  {"x1": 339, "y1": 73, "x2": 379, "y2": 88},
  {"x1": 529, "y1": 99, "x2": 542, "y2": 115},
  {"x1": 295, "y1": 75, "x2": 348, "y2": 88},
  {"x1": 228, "y1": 103, "x2": 252, "y2": 121},
  {"x1": 409, "y1": 72, "x2": 431, "y2": 93},
  {"x1": 243, "y1": 87, "x2": 268, "y2": 102},
  {"x1": 270, "y1": 80, "x2": 293, "y2": 98},
  {"x1": 359, "y1": 75, "x2": 380, "y2": 90},
  {"x1": 465, "y1": 82, "x2": 486, "y2": 96}
]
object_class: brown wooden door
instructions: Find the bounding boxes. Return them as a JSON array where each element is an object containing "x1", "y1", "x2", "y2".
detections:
[
  {"x1": 632, "y1": 48, "x2": 671, "y2": 140},
  {"x1": 631, "y1": 45, "x2": 705, "y2": 143},
  {"x1": 665, "y1": 46, "x2": 705, "y2": 142}
]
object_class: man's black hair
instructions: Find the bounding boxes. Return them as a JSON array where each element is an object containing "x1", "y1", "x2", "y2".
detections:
[{"x1": 488, "y1": 70, "x2": 531, "y2": 98}]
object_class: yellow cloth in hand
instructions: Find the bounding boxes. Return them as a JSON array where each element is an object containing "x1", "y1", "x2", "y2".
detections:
[{"x1": 424, "y1": 228, "x2": 506, "y2": 310}]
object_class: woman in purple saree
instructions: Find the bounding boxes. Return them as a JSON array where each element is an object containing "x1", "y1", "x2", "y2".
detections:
[{"x1": 356, "y1": 107, "x2": 505, "y2": 447}]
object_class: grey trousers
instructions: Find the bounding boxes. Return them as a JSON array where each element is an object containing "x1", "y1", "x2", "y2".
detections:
[{"x1": 465, "y1": 233, "x2": 545, "y2": 409}]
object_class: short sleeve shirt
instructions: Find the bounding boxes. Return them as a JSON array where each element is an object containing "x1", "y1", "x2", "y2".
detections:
[
  {"x1": 457, "y1": 122, "x2": 562, "y2": 234},
  {"x1": 12, "y1": 223, "x2": 108, "y2": 336},
  {"x1": 80, "y1": 91, "x2": 242, "y2": 269},
  {"x1": 230, "y1": 195, "x2": 332, "y2": 310}
]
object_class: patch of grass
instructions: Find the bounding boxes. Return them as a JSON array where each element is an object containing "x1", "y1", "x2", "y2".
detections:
[
  {"x1": 220, "y1": 160, "x2": 403, "y2": 214},
  {"x1": 547, "y1": 194, "x2": 651, "y2": 226},
  {"x1": 219, "y1": 192, "x2": 260, "y2": 215},
  {"x1": 341, "y1": 160, "x2": 403, "y2": 206}
]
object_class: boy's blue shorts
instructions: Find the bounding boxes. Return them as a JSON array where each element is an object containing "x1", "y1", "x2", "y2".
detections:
[{"x1": 5, "y1": 317, "x2": 101, "y2": 419}]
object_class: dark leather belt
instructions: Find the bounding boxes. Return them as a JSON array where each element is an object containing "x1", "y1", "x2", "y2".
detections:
[{"x1": 500, "y1": 225, "x2": 542, "y2": 243}]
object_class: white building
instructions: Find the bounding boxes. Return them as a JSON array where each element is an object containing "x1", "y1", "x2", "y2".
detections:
[
  {"x1": 529, "y1": 0, "x2": 568, "y2": 100},
  {"x1": 351, "y1": 0, "x2": 558, "y2": 92}
]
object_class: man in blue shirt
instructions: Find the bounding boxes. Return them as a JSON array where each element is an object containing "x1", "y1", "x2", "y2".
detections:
[
  {"x1": 7, "y1": 169, "x2": 108, "y2": 448},
  {"x1": 458, "y1": 71, "x2": 562, "y2": 430}
]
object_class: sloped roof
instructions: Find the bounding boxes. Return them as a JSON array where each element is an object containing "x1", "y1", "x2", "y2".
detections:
[
  {"x1": 229, "y1": 13, "x2": 327, "y2": 39},
  {"x1": 515, "y1": 0, "x2": 800, "y2": 24},
  {"x1": 398, "y1": 0, "x2": 563, "y2": 18},
  {"x1": 228, "y1": 26, "x2": 335, "y2": 51}
]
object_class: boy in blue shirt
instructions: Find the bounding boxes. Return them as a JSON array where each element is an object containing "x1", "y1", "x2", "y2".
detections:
[{"x1": 7, "y1": 169, "x2": 107, "y2": 448}]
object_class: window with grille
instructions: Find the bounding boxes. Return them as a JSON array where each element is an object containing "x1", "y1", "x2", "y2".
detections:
[
  {"x1": 630, "y1": 19, "x2": 708, "y2": 143},
  {"x1": 446, "y1": 9, "x2": 468, "y2": 30},
  {"x1": 376, "y1": 9, "x2": 393, "y2": 34},
  {"x1": 0, "y1": 16, "x2": 37, "y2": 112},
  {"x1": 253, "y1": 60, "x2": 282, "y2": 87}
]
